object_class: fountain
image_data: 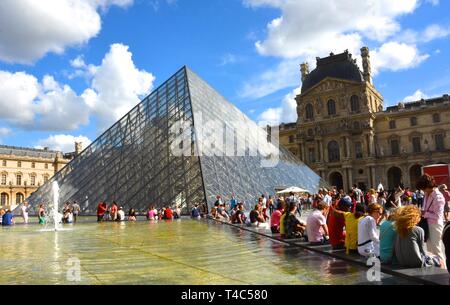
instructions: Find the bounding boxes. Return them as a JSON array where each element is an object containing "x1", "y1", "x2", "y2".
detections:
[
  {"x1": 40, "y1": 181, "x2": 64, "y2": 231},
  {"x1": 52, "y1": 181, "x2": 62, "y2": 231}
]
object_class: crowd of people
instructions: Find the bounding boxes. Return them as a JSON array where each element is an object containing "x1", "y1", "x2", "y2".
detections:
[
  {"x1": 95, "y1": 201, "x2": 200, "y2": 222},
  {"x1": 2, "y1": 174, "x2": 450, "y2": 274},
  {"x1": 209, "y1": 175, "x2": 450, "y2": 273}
]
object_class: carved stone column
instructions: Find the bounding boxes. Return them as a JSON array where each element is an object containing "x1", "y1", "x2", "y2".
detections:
[
  {"x1": 339, "y1": 137, "x2": 345, "y2": 160},
  {"x1": 346, "y1": 136, "x2": 351, "y2": 159},
  {"x1": 316, "y1": 138, "x2": 322, "y2": 162},
  {"x1": 347, "y1": 167, "x2": 353, "y2": 190},
  {"x1": 299, "y1": 140, "x2": 306, "y2": 163},
  {"x1": 319, "y1": 139, "x2": 324, "y2": 162},
  {"x1": 342, "y1": 168, "x2": 348, "y2": 191},
  {"x1": 368, "y1": 132, "x2": 375, "y2": 157},
  {"x1": 371, "y1": 166, "x2": 376, "y2": 189}
]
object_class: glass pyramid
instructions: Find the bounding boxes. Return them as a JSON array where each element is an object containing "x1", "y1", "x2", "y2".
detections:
[{"x1": 28, "y1": 67, "x2": 327, "y2": 214}]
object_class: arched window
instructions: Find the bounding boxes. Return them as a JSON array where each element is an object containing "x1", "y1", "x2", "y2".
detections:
[
  {"x1": 30, "y1": 175, "x2": 36, "y2": 186},
  {"x1": 350, "y1": 95, "x2": 360, "y2": 113},
  {"x1": 16, "y1": 193, "x2": 24, "y2": 205},
  {"x1": 43, "y1": 175, "x2": 49, "y2": 183},
  {"x1": 328, "y1": 141, "x2": 340, "y2": 162},
  {"x1": 305, "y1": 103, "x2": 314, "y2": 120},
  {"x1": 1, "y1": 173, "x2": 6, "y2": 185},
  {"x1": 1, "y1": 193, "x2": 8, "y2": 206},
  {"x1": 16, "y1": 174, "x2": 22, "y2": 186},
  {"x1": 327, "y1": 99, "x2": 336, "y2": 116}
]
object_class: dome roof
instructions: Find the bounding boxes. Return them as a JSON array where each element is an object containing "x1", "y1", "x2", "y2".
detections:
[{"x1": 301, "y1": 51, "x2": 364, "y2": 93}]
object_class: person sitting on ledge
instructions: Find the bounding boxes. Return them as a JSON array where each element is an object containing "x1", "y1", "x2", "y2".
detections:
[
  {"x1": 163, "y1": 206, "x2": 173, "y2": 220},
  {"x1": 103, "y1": 209, "x2": 111, "y2": 221},
  {"x1": 394, "y1": 205, "x2": 442, "y2": 268},
  {"x1": 147, "y1": 206, "x2": 156, "y2": 220},
  {"x1": 306, "y1": 201, "x2": 329, "y2": 244},
  {"x1": 217, "y1": 203, "x2": 230, "y2": 220},
  {"x1": 285, "y1": 201, "x2": 306, "y2": 239},
  {"x1": 379, "y1": 207, "x2": 402, "y2": 264},
  {"x1": 331, "y1": 203, "x2": 366, "y2": 254},
  {"x1": 358, "y1": 204, "x2": 383, "y2": 258},
  {"x1": 2, "y1": 209, "x2": 14, "y2": 226},
  {"x1": 117, "y1": 207, "x2": 125, "y2": 221},
  {"x1": 249, "y1": 204, "x2": 266, "y2": 227},
  {"x1": 328, "y1": 196, "x2": 352, "y2": 250},
  {"x1": 231, "y1": 203, "x2": 246, "y2": 224},
  {"x1": 270, "y1": 199, "x2": 285, "y2": 234},
  {"x1": 111, "y1": 202, "x2": 118, "y2": 221},
  {"x1": 174, "y1": 205, "x2": 181, "y2": 219},
  {"x1": 209, "y1": 207, "x2": 218, "y2": 219},
  {"x1": 97, "y1": 201, "x2": 107, "y2": 222},
  {"x1": 128, "y1": 208, "x2": 137, "y2": 221},
  {"x1": 191, "y1": 204, "x2": 201, "y2": 219}
]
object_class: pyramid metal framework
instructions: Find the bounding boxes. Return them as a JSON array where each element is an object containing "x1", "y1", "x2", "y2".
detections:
[{"x1": 28, "y1": 67, "x2": 327, "y2": 214}]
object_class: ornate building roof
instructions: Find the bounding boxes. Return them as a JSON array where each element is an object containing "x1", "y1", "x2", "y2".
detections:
[
  {"x1": 384, "y1": 94, "x2": 450, "y2": 113},
  {"x1": 0, "y1": 145, "x2": 60, "y2": 159},
  {"x1": 301, "y1": 50, "x2": 364, "y2": 93}
]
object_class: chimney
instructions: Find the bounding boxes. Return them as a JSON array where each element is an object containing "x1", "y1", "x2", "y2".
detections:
[
  {"x1": 300, "y1": 62, "x2": 309, "y2": 83},
  {"x1": 360, "y1": 46, "x2": 372, "y2": 84},
  {"x1": 75, "y1": 142, "x2": 82, "y2": 155}
]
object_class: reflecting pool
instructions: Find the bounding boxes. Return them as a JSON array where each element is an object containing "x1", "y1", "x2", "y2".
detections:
[{"x1": 0, "y1": 218, "x2": 416, "y2": 285}]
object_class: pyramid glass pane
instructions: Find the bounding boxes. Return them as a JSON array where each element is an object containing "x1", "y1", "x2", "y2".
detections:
[
  {"x1": 186, "y1": 69, "x2": 327, "y2": 210},
  {"x1": 27, "y1": 67, "x2": 327, "y2": 214}
]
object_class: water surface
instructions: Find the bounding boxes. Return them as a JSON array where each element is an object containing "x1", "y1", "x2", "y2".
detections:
[{"x1": 0, "y1": 218, "x2": 415, "y2": 284}]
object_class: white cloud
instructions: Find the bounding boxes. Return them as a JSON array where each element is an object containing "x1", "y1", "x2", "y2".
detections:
[
  {"x1": 0, "y1": 71, "x2": 90, "y2": 130},
  {"x1": 0, "y1": 127, "x2": 11, "y2": 137},
  {"x1": 33, "y1": 76, "x2": 91, "y2": 131},
  {"x1": 0, "y1": 71, "x2": 39, "y2": 124},
  {"x1": 240, "y1": 0, "x2": 436, "y2": 100},
  {"x1": 0, "y1": 127, "x2": 11, "y2": 144},
  {"x1": 0, "y1": 0, "x2": 133, "y2": 64},
  {"x1": 258, "y1": 87, "x2": 300, "y2": 124},
  {"x1": 425, "y1": 0, "x2": 439, "y2": 5},
  {"x1": 371, "y1": 42, "x2": 429, "y2": 75},
  {"x1": 81, "y1": 43, "x2": 155, "y2": 130},
  {"x1": 244, "y1": 0, "x2": 419, "y2": 58},
  {"x1": 0, "y1": 43, "x2": 154, "y2": 133},
  {"x1": 402, "y1": 89, "x2": 428, "y2": 102},
  {"x1": 219, "y1": 53, "x2": 242, "y2": 66},
  {"x1": 36, "y1": 134, "x2": 92, "y2": 153},
  {"x1": 239, "y1": 58, "x2": 300, "y2": 99},
  {"x1": 421, "y1": 24, "x2": 450, "y2": 42},
  {"x1": 399, "y1": 24, "x2": 450, "y2": 43}
]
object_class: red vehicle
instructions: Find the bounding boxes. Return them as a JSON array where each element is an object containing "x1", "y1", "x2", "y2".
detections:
[{"x1": 422, "y1": 164, "x2": 450, "y2": 186}]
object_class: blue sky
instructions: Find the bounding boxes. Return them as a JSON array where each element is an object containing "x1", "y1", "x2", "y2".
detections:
[{"x1": 0, "y1": 0, "x2": 449, "y2": 152}]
